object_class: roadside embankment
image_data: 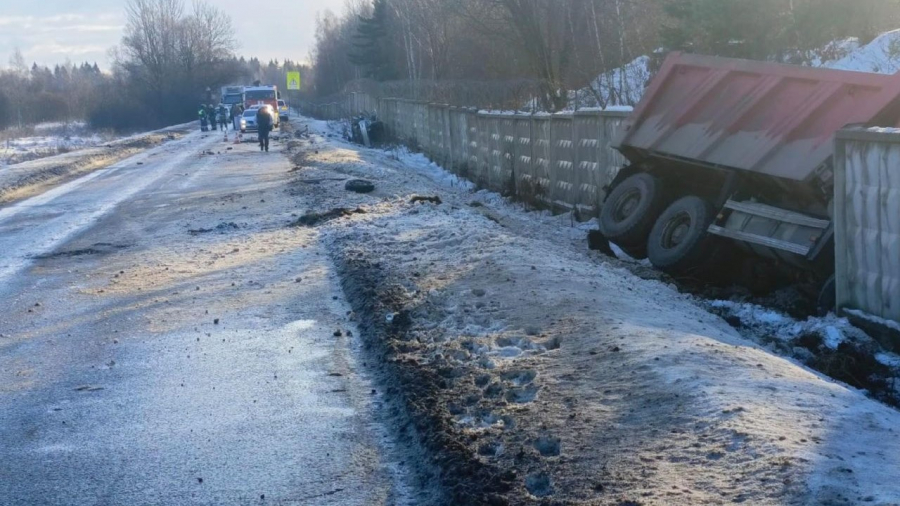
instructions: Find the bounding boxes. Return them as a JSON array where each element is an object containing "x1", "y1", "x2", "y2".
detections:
[
  {"x1": 0, "y1": 122, "x2": 195, "y2": 205},
  {"x1": 283, "y1": 122, "x2": 900, "y2": 505}
]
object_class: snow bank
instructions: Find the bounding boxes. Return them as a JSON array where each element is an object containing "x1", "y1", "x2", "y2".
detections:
[
  {"x1": 845, "y1": 308, "x2": 900, "y2": 333},
  {"x1": 568, "y1": 55, "x2": 651, "y2": 109},
  {"x1": 706, "y1": 300, "x2": 864, "y2": 350},
  {"x1": 566, "y1": 28, "x2": 900, "y2": 112},
  {"x1": 824, "y1": 29, "x2": 900, "y2": 73}
]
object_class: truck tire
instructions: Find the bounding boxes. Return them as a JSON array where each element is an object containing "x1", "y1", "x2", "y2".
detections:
[
  {"x1": 647, "y1": 196, "x2": 714, "y2": 273},
  {"x1": 599, "y1": 173, "x2": 663, "y2": 258}
]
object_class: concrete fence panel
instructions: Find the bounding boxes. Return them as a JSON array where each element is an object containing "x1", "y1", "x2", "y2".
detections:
[
  {"x1": 514, "y1": 116, "x2": 535, "y2": 195},
  {"x1": 499, "y1": 115, "x2": 517, "y2": 193},
  {"x1": 487, "y1": 116, "x2": 504, "y2": 191},
  {"x1": 441, "y1": 106, "x2": 452, "y2": 168},
  {"x1": 467, "y1": 111, "x2": 479, "y2": 178},
  {"x1": 417, "y1": 103, "x2": 428, "y2": 151},
  {"x1": 301, "y1": 93, "x2": 632, "y2": 221},
  {"x1": 532, "y1": 116, "x2": 553, "y2": 208},
  {"x1": 835, "y1": 128, "x2": 900, "y2": 325},
  {"x1": 600, "y1": 112, "x2": 630, "y2": 192},
  {"x1": 476, "y1": 114, "x2": 492, "y2": 187},
  {"x1": 574, "y1": 111, "x2": 602, "y2": 214},
  {"x1": 550, "y1": 113, "x2": 576, "y2": 211},
  {"x1": 448, "y1": 107, "x2": 469, "y2": 171}
]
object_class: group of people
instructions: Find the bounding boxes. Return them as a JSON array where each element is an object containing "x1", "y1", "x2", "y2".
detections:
[
  {"x1": 198, "y1": 104, "x2": 226, "y2": 132},
  {"x1": 198, "y1": 103, "x2": 245, "y2": 132},
  {"x1": 197, "y1": 100, "x2": 276, "y2": 153}
]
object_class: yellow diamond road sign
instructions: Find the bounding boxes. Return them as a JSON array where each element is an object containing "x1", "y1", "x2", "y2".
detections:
[{"x1": 286, "y1": 72, "x2": 301, "y2": 91}]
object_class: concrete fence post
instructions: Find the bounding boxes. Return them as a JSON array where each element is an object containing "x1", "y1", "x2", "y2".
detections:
[
  {"x1": 550, "y1": 113, "x2": 575, "y2": 212},
  {"x1": 834, "y1": 128, "x2": 900, "y2": 328}
]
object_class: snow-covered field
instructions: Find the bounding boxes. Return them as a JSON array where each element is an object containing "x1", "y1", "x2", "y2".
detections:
[
  {"x1": 0, "y1": 122, "x2": 118, "y2": 167},
  {"x1": 285, "y1": 118, "x2": 900, "y2": 504},
  {"x1": 0, "y1": 122, "x2": 194, "y2": 206}
]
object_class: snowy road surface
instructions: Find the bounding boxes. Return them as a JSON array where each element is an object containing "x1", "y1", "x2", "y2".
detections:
[
  {"x1": 0, "y1": 129, "x2": 404, "y2": 505},
  {"x1": 3, "y1": 117, "x2": 900, "y2": 505}
]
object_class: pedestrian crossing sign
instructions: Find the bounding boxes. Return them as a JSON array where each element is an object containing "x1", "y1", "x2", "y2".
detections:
[{"x1": 287, "y1": 72, "x2": 301, "y2": 91}]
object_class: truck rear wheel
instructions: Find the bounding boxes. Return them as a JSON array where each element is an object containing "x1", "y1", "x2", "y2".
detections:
[
  {"x1": 599, "y1": 173, "x2": 664, "y2": 258},
  {"x1": 647, "y1": 196, "x2": 714, "y2": 273}
]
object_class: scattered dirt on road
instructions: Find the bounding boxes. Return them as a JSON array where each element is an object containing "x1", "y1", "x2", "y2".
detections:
[
  {"x1": 31, "y1": 243, "x2": 131, "y2": 260},
  {"x1": 188, "y1": 222, "x2": 240, "y2": 235},
  {"x1": 291, "y1": 208, "x2": 367, "y2": 227}
]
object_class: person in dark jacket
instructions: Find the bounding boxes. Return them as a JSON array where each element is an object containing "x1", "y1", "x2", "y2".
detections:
[
  {"x1": 256, "y1": 105, "x2": 275, "y2": 152},
  {"x1": 217, "y1": 105, "x2": 229, "y2": 131},
  {"x1": 207, "y1": 105, "x2": 218, "y2": 131},
  {"x1": 229, "y1": 103, "x2": 242, "y2": 130}
]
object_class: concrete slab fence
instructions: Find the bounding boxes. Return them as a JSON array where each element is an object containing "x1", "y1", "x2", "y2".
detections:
[
  {"x1": 834, "y1": 128, "x2": 900, "y2": 326},
  {"x1": 301, "y1": 93, "x2": 629, "y2": 217}
]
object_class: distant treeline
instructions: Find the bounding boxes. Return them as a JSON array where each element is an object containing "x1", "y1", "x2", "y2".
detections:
[
  {"x1": 310, "y1": 0, "x2": 900, "y2": 110},
  {"x1": 0, "y1": 0, "x2": 311, "y2": 132}
]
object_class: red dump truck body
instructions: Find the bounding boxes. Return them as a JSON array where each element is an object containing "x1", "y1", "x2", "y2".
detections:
[
  {"x1": 613, "y1": 52, "x2": 900, "y2": 182},
  {"x1": 599, "y1": 53, "x2": 900, "y2": 294}
]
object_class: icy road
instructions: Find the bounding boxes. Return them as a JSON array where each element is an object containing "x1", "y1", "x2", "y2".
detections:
[
  {"x1": 2, "y1": 118, "x2": 900, "y2": 506},
  {"x1": 0, "y1": 130, "x2": 405, "y2": 505}
]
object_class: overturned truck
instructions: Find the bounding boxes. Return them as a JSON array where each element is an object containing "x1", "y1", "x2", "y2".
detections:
[{"x1": 599, "y1": 52, "x2": 900, "y2": 305}]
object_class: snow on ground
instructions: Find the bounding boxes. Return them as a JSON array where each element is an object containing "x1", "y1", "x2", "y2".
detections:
[
  {"x1": 846, "y1": 308, "x2": 900, "y2": 334},
  {"x1": 289, "y1": 118, "x2": 900, "y2": 504},
  {"x1": 824, "y1": 29, "x2": 900, "y2": 73},
  {"x1": 0, "y1": 122, "x2": 119, "y2": 167},
  {"x1": 578, "y1": 55, "x2": 652, "y2": 108},
  {"x1": 706, "y1": 300, "x2": 860, "y2": 350},
  {"x1": 0, "y1": 122, "x2": 193, "y2": 205}
]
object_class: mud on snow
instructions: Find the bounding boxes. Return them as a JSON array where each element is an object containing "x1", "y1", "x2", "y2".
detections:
[{"x1": 280, "y1": 119, "x2": 900, "y2": 506}]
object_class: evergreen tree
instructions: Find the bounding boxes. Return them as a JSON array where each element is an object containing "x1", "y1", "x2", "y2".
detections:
[
  {"x1": 657, "y1": 0, "x2": 900, "y2": 63},
  {"x1": 657, "y1": 0, "x2": 790, "y2": 60},
  {"x1": 348, "y1": 0, "x2": 397, "y2": 81}
]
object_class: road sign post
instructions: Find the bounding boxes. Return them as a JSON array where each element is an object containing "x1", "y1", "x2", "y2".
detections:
[{"x1": 286, "y1": 71, "x2": 301, "y2": 91}]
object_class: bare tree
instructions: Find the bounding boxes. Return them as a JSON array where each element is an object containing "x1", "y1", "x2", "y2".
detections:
[{"x1": 117, "y1": 0, "x2": 239, "y2": 121}]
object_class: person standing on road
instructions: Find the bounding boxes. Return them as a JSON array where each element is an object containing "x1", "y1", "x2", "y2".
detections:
[
  {"x1": 217, "y1": 105, "x2": 229, "y2": 131},
  {"x1": 256, "y1": 105, "x2": 275, "y2": 152},
  {"x1": 207, "y1": 105, "x2": 218, "y2": 131},
  {"x1": 231, "y1": 103, "x2": 245, "y2": 137},
  {"x1": 198, "y1": 105, "x2": 208, "y2": 132}
]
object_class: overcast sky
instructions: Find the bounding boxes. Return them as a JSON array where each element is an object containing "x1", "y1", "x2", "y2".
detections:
[{"x1": 0, "y1": 0, "x2": 346, "y2": 70}]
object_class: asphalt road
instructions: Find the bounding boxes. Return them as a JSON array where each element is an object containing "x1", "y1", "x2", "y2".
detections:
[{"x1": 0, "y1": 128, "x2": 401, "y2": 505}]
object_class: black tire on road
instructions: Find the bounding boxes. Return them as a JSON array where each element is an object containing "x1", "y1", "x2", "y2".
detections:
[
  {"x1": 599, "y1": 173, "x2": 664, "y2": 258},
  {"x1": 346, "y1": 179, "x2": 376, "y2": 194},
  {"x1": 647, "y1": 195, "x2": 714, "y2": 273}
]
